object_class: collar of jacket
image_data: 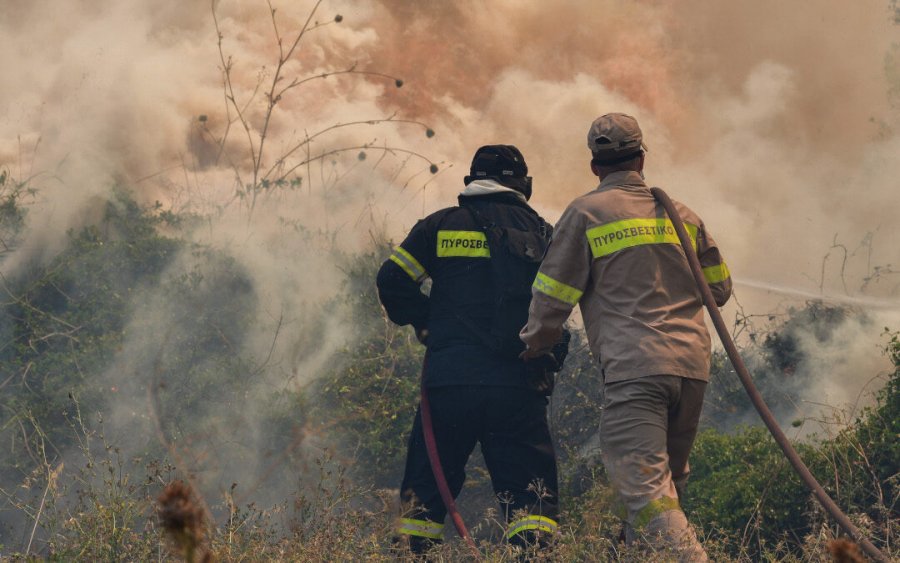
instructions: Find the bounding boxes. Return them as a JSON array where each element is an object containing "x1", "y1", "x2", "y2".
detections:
[
  {"x1": 459, "y1": 178, "x2": 528, "y2": 202},
  {"x1": 596, "y1": 170, "x2": 647, "y2": 192}
]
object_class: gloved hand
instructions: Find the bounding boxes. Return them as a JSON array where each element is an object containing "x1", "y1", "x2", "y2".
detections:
[
  {"x1": 524, "y1": 354, "x2": 559, "y2": 396},
  {"x1": 415, "y1": 327, "x2": 429, "y2": 346},
  {"x1": 551, "y1": 329, "x2": 572, "y2": 371},
  {"x1": 522, "y1": 329, "x2": 571, "y2": 396}
]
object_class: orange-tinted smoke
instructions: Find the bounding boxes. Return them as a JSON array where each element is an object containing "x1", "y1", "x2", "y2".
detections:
[
  {"x1": 367, "y1": 1, "x2": 690, "y2": 133},
  {"x1": 365, "y1": 0, "x2": 896, "y2": 163}
]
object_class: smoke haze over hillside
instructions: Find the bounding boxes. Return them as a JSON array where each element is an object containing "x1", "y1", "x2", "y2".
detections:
[{"x1": 1, "y1": 0, "x2": 898, "y2": 522}]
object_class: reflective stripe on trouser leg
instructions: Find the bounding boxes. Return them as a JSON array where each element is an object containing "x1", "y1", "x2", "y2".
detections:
[
  {"x1": 396, "y1": 518, "x2": 444, "y2": 539},
  {"x1": 633, "y1": 496, "x2": 681, "y2": 530},
  {"x1": 626, "y1": 497, "x2": 707, "y2": 562},
  {"x1": 506, "y1": 515, "x2": 558, "y2": 539}
]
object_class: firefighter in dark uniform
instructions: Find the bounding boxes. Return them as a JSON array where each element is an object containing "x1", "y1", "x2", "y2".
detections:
[{"x1": 376, "y1": 145, "x2": 563, "y2": 555}]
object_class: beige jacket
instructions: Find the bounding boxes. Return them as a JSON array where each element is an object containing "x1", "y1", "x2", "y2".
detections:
[{"x1": 521, "y1": 171, "x2": 732, "y2": 383}]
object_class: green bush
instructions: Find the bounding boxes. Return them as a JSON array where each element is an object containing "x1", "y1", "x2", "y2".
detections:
[
  {"x1": 0, "y1": 188, "x2": 266, "y2": 547},
  {"x1": 686, "y1": 330, "x2": 899, "y2": 557},
  {"x1": 805, "y1": 329, "x2": 899, "y2": 526},
  {"x1": 0, "y1": 169, "x2": 31, "y2": 256},
  {"x1": 1, "y1": 191, "x2": 181, "y2": 475},
  {"x1": 309, "y1": 245, "x2": 423, "y2": 485},
  {"x1": 686, "y1": 426, "x2": 813, "y2": 550}
]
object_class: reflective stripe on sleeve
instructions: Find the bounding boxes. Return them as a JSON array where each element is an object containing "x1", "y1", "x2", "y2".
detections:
[
  {"x1": 632, "y1": 496, "x2": 681, "y2": 530},
  {"x1": 506, "y1": 515, "x2": 559, "y2": 539},
  {"x1": 533, "y1": 272, "x2": 583, "y2": 306},
  {"x1": 585, "y1": 218, "x2": 698, "y2": 259},
  {"x1": 389, "y1": 247, "x2": 428, "y2": 282},
  {"x1": 702, "y1": 262, "x2": 730, "y2": 284},
  {"x1": 397, "y1": 518, "x2": 444, "y2": 539},
  {"x1": 436, "y1": 230, "x2": 490, "y2": 258}
]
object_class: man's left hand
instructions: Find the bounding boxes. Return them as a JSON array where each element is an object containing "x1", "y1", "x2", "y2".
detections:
[
  {"x1": 524, "y1": 354, "x2": 559, "y2": 395},
  {"x1": 520, "y1": 346, "x2": 546, "y2": 361}
]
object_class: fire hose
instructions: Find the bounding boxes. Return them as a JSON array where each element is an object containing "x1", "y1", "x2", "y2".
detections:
[
  {"x1": 419, "y1": 353, "x2": 480, "y2": 557},
  {"x1": 651, "y1": 187, "x2": 888, "y2": 563}
]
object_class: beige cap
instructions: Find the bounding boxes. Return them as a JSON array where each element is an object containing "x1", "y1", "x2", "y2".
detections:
[{"x1": 587, "y1": 113, "x2": 648, "y2": 163}]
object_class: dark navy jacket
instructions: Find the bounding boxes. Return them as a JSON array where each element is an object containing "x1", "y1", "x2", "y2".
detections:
[{"x1": 376, "y1": 191, "x2": 549, "y2": 388}]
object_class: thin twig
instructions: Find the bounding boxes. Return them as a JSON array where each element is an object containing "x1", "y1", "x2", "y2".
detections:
[
  {"x1": 251, "y1": 311, "x2": 284, "y2": 376},
  {"x1": 279, "y1": 144, "x2": 435, "y2": 181},
  {"x1": 262, "y1": 116, "x2": 429, "y2": 182},
  {"x1": 26, "y1": 462, "x2": 63, "y2": 555}
]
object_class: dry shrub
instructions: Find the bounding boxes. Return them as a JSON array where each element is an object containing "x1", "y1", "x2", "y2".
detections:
[
  {"x1": 157, "y1": 480, "x2": 211, "y2": 562},
  {"x1": 826, "y1": 538, "x2": 865, "y2": 563}
]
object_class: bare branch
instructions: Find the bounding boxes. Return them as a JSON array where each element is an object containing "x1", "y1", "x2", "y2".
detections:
[
  {"x1": 262, "y1": 116, "x2": 432, "y2": 182},
  {"x1": 275, "y1": 66, "x2": 403, "y2": 101},
  {"x1": 278, "y1": 144, "x2": 436, "y2": 182},
  {"x1": 208, "y1": 1, "x2": 434, "y2": 219},
  {"x1": 819, "y1": 234, "x2": 849, "y2": 295},
  {"x1": 280, "y1": 0, "x2": 326, "y2": 63},
  {"x1": 0, "y1": 272, "x2": 79, "y2": 331}
]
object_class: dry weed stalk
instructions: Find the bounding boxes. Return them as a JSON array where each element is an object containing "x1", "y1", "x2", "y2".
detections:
[{"x1": 208, "y1": 0, "x2": 438, "y2": 217}]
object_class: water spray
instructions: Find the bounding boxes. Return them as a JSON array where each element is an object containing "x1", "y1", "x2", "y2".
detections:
[
  {"x1": 651, "y1": 187, "x2": 888, "y2": 563},
  {"x1": 735, "y1": 278, "x2": 900, "y2": 310}
]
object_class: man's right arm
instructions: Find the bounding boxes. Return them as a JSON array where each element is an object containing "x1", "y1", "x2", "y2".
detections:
[
  {"x1": 520, "y1": 205, "x2": 591, "y2": 357},
  {"x1": 376, "y1": 221, "x2": 431, "y2": 332}
]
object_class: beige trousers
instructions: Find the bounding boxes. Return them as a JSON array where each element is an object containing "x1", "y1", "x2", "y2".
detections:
[{"x1": 600, "y1": 374, "x2": 708, "y2": 562}]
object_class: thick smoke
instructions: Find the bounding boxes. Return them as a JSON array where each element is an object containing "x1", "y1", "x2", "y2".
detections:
[{"x1": 1, "y1": 0, "x2": 898, "y2": 530}]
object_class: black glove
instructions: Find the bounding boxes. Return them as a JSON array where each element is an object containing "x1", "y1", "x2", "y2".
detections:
[
  {"x1": 550, "y1": 329, "x2": 571, "y2": 371},
  {"x1": 524, "y1": 354, "x2": 559, "y2": 396},
  {"x1": 523, "y1": 329, "x2": 572, "y2": 396}
]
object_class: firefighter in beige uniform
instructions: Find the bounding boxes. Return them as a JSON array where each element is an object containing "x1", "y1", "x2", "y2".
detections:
[{"x1": 521, "y1": 113, "x2": 732, "y2": 560}]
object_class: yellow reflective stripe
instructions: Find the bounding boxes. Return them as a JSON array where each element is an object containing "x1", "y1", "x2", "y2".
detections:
[
  {"x1": 586, "y1": 218, "x2": 698, "y2": 259},
  {"x1": 389, "y1": 247, "x2": 427, "y2": 282},
  {"x1": 397, "y1": 518, "x2": 444, "y2": 539},
  {"x1": 507, "y1": 515, "x2": 559, "y2": 539},
  {"x1": 533, "y1": 272, "x2": 583, "y2": 306},
  {"x1": 633, "y1": 496, "x2": 681, "y2": 530},
  {"x1": 436, "y1": 230, "x2": 490, "y2": 258},
  {"x1": 703, "y1": 262, "x2": 730, "y2": 284}
]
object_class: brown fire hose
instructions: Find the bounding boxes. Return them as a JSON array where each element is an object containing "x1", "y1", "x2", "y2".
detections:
[{"x1": 651, "y1": 187, "x2": 888, "y2": 563}]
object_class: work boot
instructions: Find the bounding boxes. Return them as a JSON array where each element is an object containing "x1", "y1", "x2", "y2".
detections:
[{"x1": 640, "y1": 509, "x2": 708, "y2": 563}]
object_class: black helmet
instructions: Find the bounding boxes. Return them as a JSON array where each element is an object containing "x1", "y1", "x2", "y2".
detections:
[{"x1": 463, "y1": 145, "x2": 533, "y2": 200}]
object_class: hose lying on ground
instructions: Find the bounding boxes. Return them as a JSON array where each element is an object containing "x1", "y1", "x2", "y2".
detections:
[{"x1": 651, "y1": 186, "x2": 888, "y2": 563}]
